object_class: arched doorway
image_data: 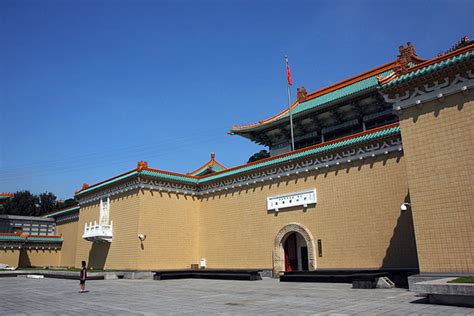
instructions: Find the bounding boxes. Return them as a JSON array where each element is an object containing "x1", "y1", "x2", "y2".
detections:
[
  {"x1": 273, "y1": 223, "x2": 316, "y2": 276},
  {"x1": 283, "y1": 232, "x2": 309, "y2": 272}
]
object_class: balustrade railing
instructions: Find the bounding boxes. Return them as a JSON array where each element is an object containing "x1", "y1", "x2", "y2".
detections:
[{"x1": 82, "y1": 221, "x2": 113, "y2": 242}]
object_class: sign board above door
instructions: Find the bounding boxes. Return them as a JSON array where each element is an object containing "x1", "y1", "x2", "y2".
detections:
[{"x1": 267, "y1": 189, "x2": 317, "y2": 212}]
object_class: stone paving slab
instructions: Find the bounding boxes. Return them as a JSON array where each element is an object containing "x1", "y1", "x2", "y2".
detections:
[{"x1": 1, "y1": 277, "x2": 473, "y2": 315}]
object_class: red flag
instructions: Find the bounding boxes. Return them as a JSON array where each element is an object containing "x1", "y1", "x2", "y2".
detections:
[{"x1": 285, "y1": 56, "x2": 292, "y2": 86}]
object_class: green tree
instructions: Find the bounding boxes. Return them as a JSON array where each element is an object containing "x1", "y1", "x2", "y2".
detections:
[
  {"x1": 2, "y1": 191, "x2": 39, "y2": 216},
  {"x1": 56, "y1": 198, "x2": 78, "y2": 210},
  {"x1": 38, "y1": 192, "x2": 57, "y2": 216},
  {"x1": 247, "y1": 150, "x2": 270, "y2": 163}
]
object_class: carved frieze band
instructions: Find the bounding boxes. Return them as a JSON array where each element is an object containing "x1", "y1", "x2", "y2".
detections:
[
  {"x1": 78, "y1": 136, "x2": 402, "y2": 204},
  {"x1": 56, "y1": 212, "x2": 80, "y2": 224},
  {"x1": 199, "y1": 137, "x2": 402, "y2": 195},
  {"x1": 78, "y1": 177, "x2": 197, "y2": 205},
  {"x1": 78, "y1": 178, "x2": 142, "y2": 205},
  {"x1": 382, "y1": 71, "x2": 474, "y2": 110},
  {"x1": 0, "y1": 242, "x2": 62, "y2": 250}
]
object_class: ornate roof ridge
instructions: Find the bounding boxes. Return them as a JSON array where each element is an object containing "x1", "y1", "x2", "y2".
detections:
[
  {"x1": 75, "y1": 122, "x2": 401, "y2": 198},
  {"x1": 143, "y1": 167, "x2": 198, "y2": 179},
  {"x1": 440, "y1": 36, "x2": 473, "y2": 56},
  {"x1": 187, "y1": 152, "x2": 227, "y2": 176},
  {"x1": 76, "y1": 170, "x2": 139, "y2": 196},
  {"x1": 230, "y1": 59, "x2": 400, "y2": 132},
  {"x1": 205, "y1": 122, "x2": 400, "y2": 182},
  {"x1": 379, "y1": 42, "x2": 474, "y2": 87}
]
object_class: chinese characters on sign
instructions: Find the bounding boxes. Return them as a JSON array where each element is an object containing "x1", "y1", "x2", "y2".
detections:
[{"x1": 267, "y1": 189, "x2": 317, "y2": 212}]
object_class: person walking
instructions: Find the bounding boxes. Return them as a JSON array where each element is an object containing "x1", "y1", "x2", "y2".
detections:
[{"x1": 79, "y1": 261, "x2": 87, "y2": 293}]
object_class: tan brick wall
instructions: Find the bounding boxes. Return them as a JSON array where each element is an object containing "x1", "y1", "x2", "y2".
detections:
[
  {"x1": 199, "y1": 153, "x2": 418, "y2": 270},
  {"x1": 57, "y1": 219, "x2": 79, "y2": 267},
  {"x1": 136, "y1": 190, "x2": 199, "y2": 269},
  {"x1": 72, "y1": 150, "x2": 419, "y2": 271},
  {"x1": 0, "y1": 249, "x2": 20, "y2": 267},
  {"x1": 399, "y1": 93, "x2": 474, "y2": 273},
  {"x1": 19, "y1": 249, "x2": 60, "y2": 267},
  {"x1": 75, "y1": 190, "x2": 140, "y2": 270},
  {"x1": 74, "y1": 200, "x2": 100, "y2": 269}
]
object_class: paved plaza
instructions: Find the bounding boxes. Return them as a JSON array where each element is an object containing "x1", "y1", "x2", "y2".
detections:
[{"x1": 0, "y1": 277, "x2": 473, "y2": 315}]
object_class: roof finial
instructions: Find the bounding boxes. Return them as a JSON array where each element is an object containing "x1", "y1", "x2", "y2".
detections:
[
  {"x1": 394, "y1": 42, "x2": 417, "y2": 75},
  {"x1": 137, "y1": 160, "x2": 148, "y2": 171},
  {"x1": 439, "y1": 36, "x2": 473, "y2": 56},
  {"x1": 297, "y1": 86, "x2": 308, "y2": 102},
  {"x1": 211, "y1": 152, "x2": 215, "y2": 160}
]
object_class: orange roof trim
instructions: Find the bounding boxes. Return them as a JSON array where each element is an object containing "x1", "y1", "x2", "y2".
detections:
[
  {"x1": 231, "y1": 59, "x2": 401, "y2": 131},
  {"x1": 187, "y1": 152, "x2": 227, "y2": 176},
  {"x1": 379, "y1": 43, "x2": 474, "y2": 86},
  {"x1": 76, "y1": 122, "x2": 400, "y2": 195}
]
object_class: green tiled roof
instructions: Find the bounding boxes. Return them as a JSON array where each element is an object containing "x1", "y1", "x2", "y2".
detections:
[
  {"x1": 76, "y1": 124, "x2": 401, "y2": 195},
  {"x1": 0, "y1": 235, "x2": 63, "y2": 243},
  {"x1": 27, "y1": 237, "x2": 63, "y2": 243},
  {"x1": 140, "y1": 170, "x2": 198, "y2": 184},
  {"x1": 190, "y1": 163, "x2": 226, "y2": 176},
  {"x1": 289, "y1": 70, "x2": 393, "y2": 117},
  {"x1": 76, "y1": 171, "x2": 138, "y2": 196},
  {"x1": 200, "y1": 125, "x2": 400, "y2": 183},
  {"x1": 44, "y1": 206, "x2": 80, "y2": 218},
  {"x1": 0, "y1": 235, "x2": 25, "y2": 241},
  {"x1": 382, "y1": 50, "x2": 474, "y2": 88},
  {"x1": 231, "y1": 69, "x2": 393, "y2": 133}
]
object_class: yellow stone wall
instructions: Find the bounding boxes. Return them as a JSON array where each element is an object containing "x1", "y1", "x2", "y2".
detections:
[
  {"x1": 56, "y1": 218, "x2": 79, "y2": 267},
  {"x1": 74, "y1": 152, "x2": 419, "y2": 271},
  {"x1": 74, "y1": 190, "x2": 140, "y2": 270},
  {"x1": 398, "y1": 93, "x2": 474, "y2": 273},
  {"x1": 137, "y1": 190, "x2": 199, "y2": 269},
  {"x1": 199, "y1": 153, "x2": 418, "y2": 270},
  {"x1": 19, "y1": 249, "x2": 61, "y2": 267},
  {"x1": 0, "y1": 249, "x2": 20, "y2": 267}
]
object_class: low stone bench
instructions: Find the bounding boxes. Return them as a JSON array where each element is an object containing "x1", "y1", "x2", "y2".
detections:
[
  {"x1": 153, "y1": 269, "x2": 262, "y2": 281},
  {"x1": 280, "y1": 271, "x2": 391, "y2": 289},
  {"x1": 351, "y1": 273, "x2": 389, "y2": 289},
  {"x1": 411, "y1": 277, "x2": 474, "y2": 308}
]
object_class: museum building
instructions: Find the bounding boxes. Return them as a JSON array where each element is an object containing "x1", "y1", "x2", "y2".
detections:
[{"x1": 1, "y1": 38, "x2": 473, "y2": 277}]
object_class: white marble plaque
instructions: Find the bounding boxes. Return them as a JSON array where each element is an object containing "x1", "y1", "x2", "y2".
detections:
[{"x1": 267, "y1": 189, "x2": 317, "y2": 211}]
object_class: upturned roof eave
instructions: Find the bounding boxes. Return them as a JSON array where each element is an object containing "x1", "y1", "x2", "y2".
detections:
[
  {"x1": 380, "y1": 43, "x2": 474, "y2": 89},
  {"x1": 230, "y1": 59, "x2": 399, "y2": 134},
  {"x1": 187, "y1": 154, "x2": 227, "y2": 176}
]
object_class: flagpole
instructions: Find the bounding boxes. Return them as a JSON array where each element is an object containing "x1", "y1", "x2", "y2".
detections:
[{"x1": 285, "y1": 56, "x2": 295, "y2": 151}]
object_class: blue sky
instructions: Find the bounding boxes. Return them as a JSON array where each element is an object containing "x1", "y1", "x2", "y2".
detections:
[{"x1": 1, "y1": 0, "x2": 472, "y2": 199}]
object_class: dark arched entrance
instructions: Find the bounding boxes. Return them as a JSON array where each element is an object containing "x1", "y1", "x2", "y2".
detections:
[
  {"x1": 273, "y1": 223, "x2": 316, "y2": 276},
  {"x1": 283, "y1": 232, "x2": 309, "y2": 272}
]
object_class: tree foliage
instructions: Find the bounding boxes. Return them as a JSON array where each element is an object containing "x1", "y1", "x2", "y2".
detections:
[
  {"x1": 247, "y1": 150, "x2": 270, "y2": 163},
  {"x1": 1, "y1": 191, "x2": 38, "y2": 216},
  {"x1": 56, "y1": 198, "x2": 78, "y2": 210},
  {"x1": 0, "y1": 191, "x2": 77, "y2": 217}
]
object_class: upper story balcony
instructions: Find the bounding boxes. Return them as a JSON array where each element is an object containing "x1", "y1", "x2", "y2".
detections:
[{"x1": 82, "y1": 221, "x2": 113, "y2": 242}]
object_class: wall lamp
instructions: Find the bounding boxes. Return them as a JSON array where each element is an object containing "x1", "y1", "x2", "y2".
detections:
[{"x1": 138, "y1": 234, "x2": 146, "y2": 241}]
